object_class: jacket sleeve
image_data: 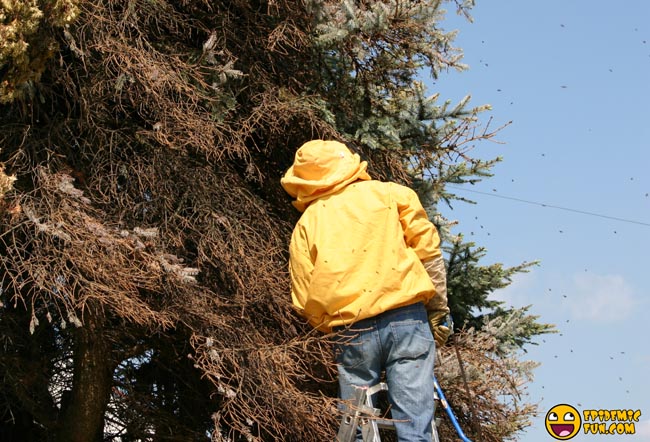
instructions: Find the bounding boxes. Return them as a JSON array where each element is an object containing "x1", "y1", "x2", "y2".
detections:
[
  {"x1": 392, "y1": 183, "x2": 448, "y2": 313},
  {"x1": 392, "y1": 183, "x2": 442, "y2": 262},
  {"x1": 288, "y1": 227, "x2": 313, "y2": 316}
]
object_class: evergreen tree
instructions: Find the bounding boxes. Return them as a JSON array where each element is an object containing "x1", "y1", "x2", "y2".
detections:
[{"x1": 0, "y1": 1, "x2": 553, "y2": 441}]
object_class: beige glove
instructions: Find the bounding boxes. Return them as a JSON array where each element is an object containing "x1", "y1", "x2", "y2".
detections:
[
  {"x1": 427, "y1": 310, "x2": 451, "y2": 347},
  {"x1": 423, "y1": 255, "x2": 451, "y2": 347}
]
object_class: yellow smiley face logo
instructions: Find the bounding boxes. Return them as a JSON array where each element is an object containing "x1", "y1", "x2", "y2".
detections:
[{"x1": 545, "y1": 404, "x2": 581, "y2": 440}]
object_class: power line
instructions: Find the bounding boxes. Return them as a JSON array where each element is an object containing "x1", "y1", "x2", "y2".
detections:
[{"x1": 446, "y1": 185, "x2": 650, "y2": 227}]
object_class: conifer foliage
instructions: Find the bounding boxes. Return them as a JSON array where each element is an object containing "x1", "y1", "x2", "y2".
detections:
[{"x1": 0, "y1": 1, "x2": 552, "y2": 441}]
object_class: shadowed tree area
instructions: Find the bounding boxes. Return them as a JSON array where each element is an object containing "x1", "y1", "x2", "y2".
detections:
[{"x1": 0, "y1": 1, "x2": 553, "y2": 441}]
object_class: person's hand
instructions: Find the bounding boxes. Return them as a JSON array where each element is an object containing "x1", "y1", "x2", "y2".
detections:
[{"x1": 427, "y1": 310, "x2": 452, "y2": 347}]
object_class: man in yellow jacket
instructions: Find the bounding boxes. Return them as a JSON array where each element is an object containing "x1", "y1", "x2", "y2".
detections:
[{"x1": 281, "y1": 139, "x2": 450, "y2": 442}]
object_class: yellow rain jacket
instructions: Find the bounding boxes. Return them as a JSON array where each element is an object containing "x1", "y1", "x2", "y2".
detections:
[{"x1": 281, "y1": 140, "x2": 444, "y2": 332}]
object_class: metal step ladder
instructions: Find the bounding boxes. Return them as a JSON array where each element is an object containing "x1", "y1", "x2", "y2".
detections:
[{"x1": 336, "y1": 377, "x2": 473, "y2": 442}]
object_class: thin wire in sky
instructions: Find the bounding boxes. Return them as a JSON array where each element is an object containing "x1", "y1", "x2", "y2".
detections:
[{"x1": 447, "y1": 185, "x2": 650, "y2": 227}]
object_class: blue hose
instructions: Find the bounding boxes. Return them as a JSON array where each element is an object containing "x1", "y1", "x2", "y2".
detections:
[{"x1": 433, "y1": 376, "x2": 474, "y2": 442}]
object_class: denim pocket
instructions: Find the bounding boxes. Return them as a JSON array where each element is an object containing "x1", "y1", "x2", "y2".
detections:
[
  {"x1": 335, "y1": 333, "x2": 369, "y2": 369},
  {"x1": 389, "y1": 320, "x2": 434, "y2": 361}
]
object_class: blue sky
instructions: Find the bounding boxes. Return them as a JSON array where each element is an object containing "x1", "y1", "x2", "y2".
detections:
[{"x1": 427, "y1": 1, "x2": 650, "y2": 441}]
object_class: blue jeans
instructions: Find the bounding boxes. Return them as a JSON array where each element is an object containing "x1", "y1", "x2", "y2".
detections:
[{"x1": 335, "y1": 303, "x2": 435, "y2": 442}]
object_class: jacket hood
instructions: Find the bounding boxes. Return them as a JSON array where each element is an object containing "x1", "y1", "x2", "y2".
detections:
[{"x1": 281, "y1": 140, "x2": 371, "y2": 212}]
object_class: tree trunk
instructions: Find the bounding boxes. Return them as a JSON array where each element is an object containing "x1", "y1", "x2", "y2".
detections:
[{"x1": 56, "y1": 311, "x2": 113, "y2": 442}]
